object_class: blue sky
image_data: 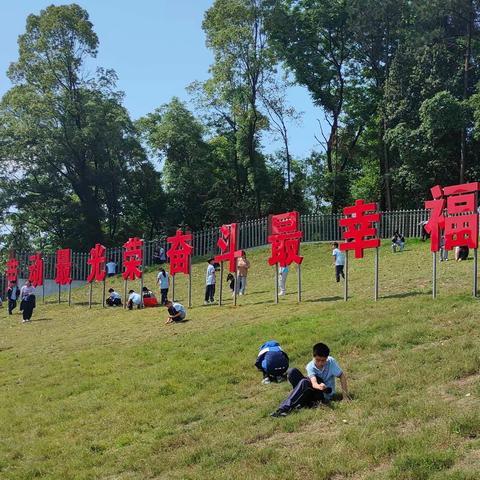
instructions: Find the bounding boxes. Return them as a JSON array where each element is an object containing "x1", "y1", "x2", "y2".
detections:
[{"x1": 0, "y1": 0, "x2": 323, "y2": 158}]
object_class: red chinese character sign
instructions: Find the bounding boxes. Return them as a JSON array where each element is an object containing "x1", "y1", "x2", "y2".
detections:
[
  {"x1": 6, "y1": 255, "x2": 19, "y2": 283},
  {"x1": 339, "y1": 200, "x2": 381, "y2": 301},
  {"x1": 214, "y1": 224, "x2": 242, "y2": 305},
  {"x1": 55, "y1": 248, "x2": 73, "y2": 305},
  {"x1": 122, "y1": 237, "x2": 144, "y2": 309},
  {"x1": 87, "y1": 243, "x2": 106, "y2": 309},
  {"x1": 167, "y1": 230, "x2": 194, "y2": 306},
  {"x1": 267, "y1": 212, "x2": 304, "y2": 303},
  {"x1": 28, "y1": 253, "x2": 44, "y2": 287},
  {"x1": 425, "y1": 183, "x2": 479, "y2": 298},
  {"x1": 122, "y1": 237, "x2": 144, "y2": 281}
]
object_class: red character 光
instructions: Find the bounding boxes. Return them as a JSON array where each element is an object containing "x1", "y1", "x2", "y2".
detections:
[
  {"x1": 215, "y1": 224, "x2": 242, "y2": 273},
  {"x1": 122, "y1": 237, "x2": 144, "y2": 280},
  {"x1": 267, "y1": 212, "x2": 304, "y2": 267},
  {"x1": 167, "y1": 230, "x2": 193, "y2": 275},
  {"x1": 339, "y1": 200, "x2": 381, "y2": 259},
  {"x1": 55, "y1": 249, "x2": 72, "y2": 285},
  {"x1": 87, "y1": 244, "x2": 106, "y2": 283},
  {"x1": 28, "y1": 253, "x2": 44, "y2": 287}
]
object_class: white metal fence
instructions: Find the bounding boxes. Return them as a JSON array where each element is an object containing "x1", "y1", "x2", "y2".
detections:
[{"x1": 9, "y1": 209, "x2": 429, "y2": 282}]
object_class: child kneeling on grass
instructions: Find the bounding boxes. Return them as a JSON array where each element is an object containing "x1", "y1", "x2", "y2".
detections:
[
  {"x1": 165, "y1": 300, "x2": 186, "y2": 324},
  {"x1": 255, "y1": 340, "x2": 289, "y2": 384},
  {"x1": 270, "y1": 342, "x2": 351, "y2": 417}
]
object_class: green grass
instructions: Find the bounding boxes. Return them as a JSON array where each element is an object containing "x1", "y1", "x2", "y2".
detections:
[{"x1": 1, "y1": 240, "x2": 480, "y2": 479}]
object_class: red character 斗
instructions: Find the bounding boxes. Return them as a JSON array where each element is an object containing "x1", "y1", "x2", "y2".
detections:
[
  {"x1": 215, "y1": 224, "x2": 242, "y2": 273},
  {"x1": 87, "y1": 244, "x2": 106, "y2": 283},
  {"x1": 6, "y1": 256, "x2": 19, "y2": 283},
  {"x1": 167, "y1": 230, "x2": 193, "y2": 275},
  {"x1": 427, "y1": 182, "x2": 480, "y2": 252},
  {"x1": 28, "y1": 253, "x2": 44, "y2": 287},
  {"x1": 339, "y1": 200, "x2": 381, "y2": 259},
  {"x1": 55, "y1": 249, "x2": 72, "y2": 285},
  {"x1": 267, "y1": 212, "x2": 304, "y2": 267},
  {"x1": 122, "y1": 237, "x2": 143, "y2": 280}
]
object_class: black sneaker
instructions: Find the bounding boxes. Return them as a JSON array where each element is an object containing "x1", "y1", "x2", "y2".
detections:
[{"x1": 270, "y1": 410, "x2": 288, "y2": 418}]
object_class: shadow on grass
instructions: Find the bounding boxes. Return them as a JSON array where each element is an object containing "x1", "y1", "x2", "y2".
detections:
[
  {"x1": 305, "y1": 296, "x2": 343, "y2": 303},
  {"x1": 31, "y1": 317, "x2": 52, "y2": 322},
  {"x1": 381, "y1": 291, "x2": 429, "y2": 300}
]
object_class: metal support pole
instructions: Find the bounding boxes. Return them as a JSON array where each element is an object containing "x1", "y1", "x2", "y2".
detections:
[
  {"x1": 123, "y1": 279, "x2": 127, "y2": 309},
  {"x1": 188, "y1": 257, "x2": 192, "y2": 308},
  {"x1": 374, "y1": 247, "x2": 379, "y2": 302},
  {"x1": 219, "y1": 262, "x2": 224, "y2": 306},
  {"x1": 234, "y1": 270, "x2": 238, "y2": 306},
  {"x1": 58, "y1": 284, "x2": 61, "y2": 304},
  {"x1": 274, "y1": 263, "x2": 279, "y2": 304},
  {"x1": 432, "y1": 251, "x2": 437, "y2": 299},
  {"x1": 102, "y1": 279, "x2": 106, "y2": 308},
  {"x1": 42, "y1": 282, "x2": 45, "y2": 304},
  {"x1": 88, "y1": 282, "x2": 93, "y2": 309},
  {"x1": 473, "y1": 248, "x2": 478, "y2": 297},
  {"x1": 297, "y1": 264, "x2": 302, "y2": 303},
  {"x1": 172, "y1": 275, "x2": 175, "y2": 302},
  {"x1": 344, "y1": 251, "x2": 349, "y2": 301},
  {"x1": 140, "y1": 241, "x2": 145, "y2": 308},
  {"x1": 68, "y1": 282, "x2": 72, "y2": 306}
]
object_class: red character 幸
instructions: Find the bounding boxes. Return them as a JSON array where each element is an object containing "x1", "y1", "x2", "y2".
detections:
[
  {"x1": 267, "y1": 212, "x2": 304, "y2": 267},
  {"x1": 122, "y1": 237, "x2": 144, "y2": 281},
  {"x1": 339, "y1": 200, "x2": 381, "y2": 259},
  {"x1": 55, "y1": 249, "x2": 72, "y2": 285},
  {"x1": 215, "y1": 224, "x2": 242, "y2": 273},
  {"x1": 6, "y1": 256, "x2": 19, "y2": 283},
  {"x1": 87, "y1": 244, "x2": 107, "y2": 283},
  {"x1": 167, "y1": 230, "x2": 193, "y2": 275}
]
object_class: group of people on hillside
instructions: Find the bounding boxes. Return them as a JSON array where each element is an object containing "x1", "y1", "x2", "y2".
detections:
[
  {"x1": 5, "y1": 280, "x2": 36, "y2": 323},
  {"x1": 255, "y1": 340, "x2": 351, "y2": 417}
]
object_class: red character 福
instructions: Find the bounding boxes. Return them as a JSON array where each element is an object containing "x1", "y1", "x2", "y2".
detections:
[
  {"x1": 87, "y1": 244, "x2": 106, "y2": 283},
  {"x1": 267, "y1": 212, "x2": 304, "y2": 267},
  {"x1": 339, "y1": 200, "x2": 381, "y2": 259},
  {"x1": 55, "y1": 249, "x2": 72, "y2": 285},
  {"x1": 28, "y1": 253, "x2": 44, "y2": 287},
  {"x1": 167, "y1": 230, "x2": 193, "y2": 275},
  {"x1": 425, "y1": 183, "x2": 479, "y2": 252},
  {"x1": 215, "y1": 224, "x2": 242, "y2": 273},
  {"x1": 6, "y1": 256, "x2": 19, "y2": 283},
  {"x1": 122, "y1": 237, "x2": 144, "y2": 281}
]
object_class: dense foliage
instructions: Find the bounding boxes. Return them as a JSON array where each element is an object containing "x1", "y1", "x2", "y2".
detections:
[{"x1": 1, "y1": 1, "x2": 479, "y2": 250}]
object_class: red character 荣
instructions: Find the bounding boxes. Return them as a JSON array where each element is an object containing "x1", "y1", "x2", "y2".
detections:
[
  {"x1": 267, "y1": 212, "x2": 304, "y2": 267},
  {"x1": 425, "y1": 183, "x2": 479, "y2": 252},
  {"x1": 55, "y1": 249, "x2": 72, "y2": 285},
  {"x1": 28, "y1": 253, "x2": 44, "y2": 287},
  {"x1": 122, "y1": 237, "x2": 144, "y2": 280},
  {"x1": 215, "y1": 224, "x2": 242, "y2": 273},
  {"x1": 87, "y1": 244, "x2": 106, "y2": 283},
  {"x1": 167, "y1": 230, "x2": 193, "y2": 276},
  {"x1": 339, "y1": 200, "x2": 381, "y2": 259}
]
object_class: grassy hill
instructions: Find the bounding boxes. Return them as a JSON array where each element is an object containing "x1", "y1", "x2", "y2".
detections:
[{"x1": 1, "y1": 240, "x2": 480, "y2": 480}]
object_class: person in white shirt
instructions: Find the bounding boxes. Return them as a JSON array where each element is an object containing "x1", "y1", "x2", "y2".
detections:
[
  {"x1": 106, "y1": 288, "x2": 122, "y2": 307},
  {"x1": 105, "y1": 260, "x2": 117, "y2": 277},
  {"x1": 156, "y1": 268, "x2": 169, "y2": 305},
  {"x1": 127, "y1": 290, "x2": 142, "y2": 310},
  {"x1": 20, "y1": 280, "x2": 36, "y2": 323},
  {"x1": 205, "y1": 258, "x2": 216, "y2": 304},
  {"x1": 165, "y1": 300, "x2": 187, "y2": 324},
  {"x1": 332, "y1": 242, "x2": 345, "y2": 282}
]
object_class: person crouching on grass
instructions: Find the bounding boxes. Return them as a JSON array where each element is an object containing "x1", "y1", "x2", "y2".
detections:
[
  {"x1": 165, "y1": 300, "x2": 186, "y2": 324},
  {"x1": 270, "y1": 342, "x2": 351, "y2": 417}
]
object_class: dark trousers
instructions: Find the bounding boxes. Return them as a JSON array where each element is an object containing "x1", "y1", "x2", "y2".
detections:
[
  {"x1": 161, "y1": 288, "x2": 168, "y2": 305},
  {"x1": 205, "y1": 284, "x2": 215, "y2": 302},
  {"x1": 106, "y1": 297, "x2": 122, "y2": 307},
  {"x1": 335, "y1": 265, "x2": 345, "y2": 282},
  {"x1": 278, "y1": 368, "x2": 324, "y2": 413},
  {"x1": 22, "y1": 295, "x2": 35, "y2": 321},
  {"x1": 8, "y1": 299, "x2": 17, "y2": 315}
]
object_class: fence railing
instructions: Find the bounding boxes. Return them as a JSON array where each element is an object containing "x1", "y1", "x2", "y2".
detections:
[{"x1": 11, "y1": 209, "x2": 429, "y2": 281}]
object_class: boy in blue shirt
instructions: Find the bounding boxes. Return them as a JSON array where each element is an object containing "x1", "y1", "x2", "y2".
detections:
[
  {"x1": 332, "y1": 242, "x2": 345, "y2": 282},
  {"x1": 271, "y1": 342, "x2": 351, "y2": 417}
]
